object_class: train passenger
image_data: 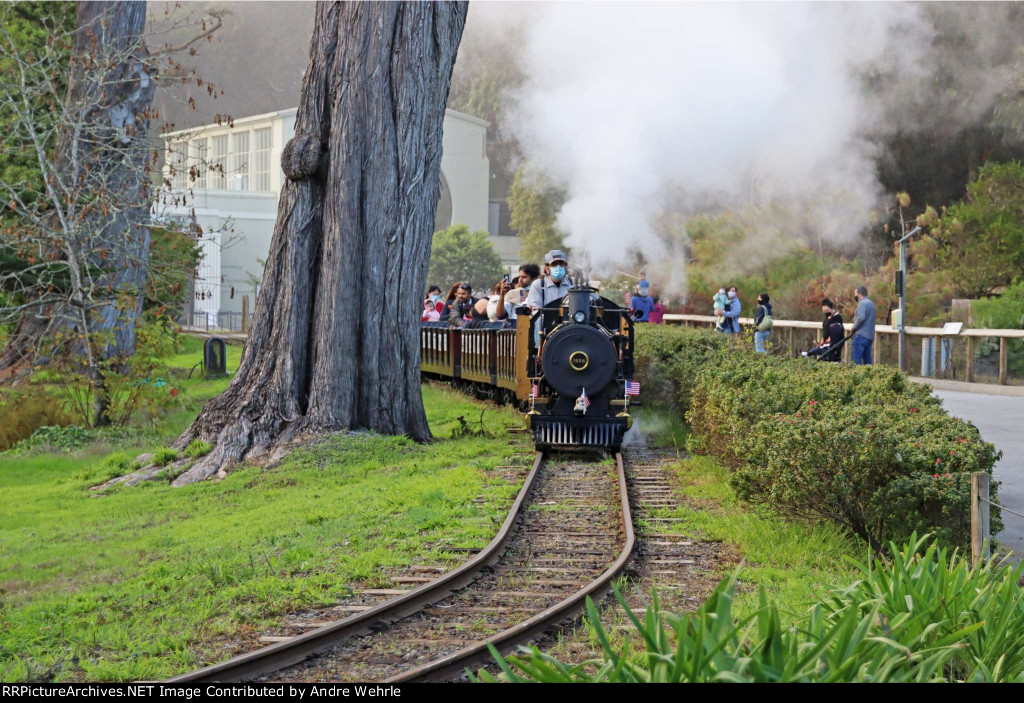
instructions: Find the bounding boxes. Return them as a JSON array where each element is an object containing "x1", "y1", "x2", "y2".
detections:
[
  {"x1": 720, "y1": 286, "x2": 741, "y2": 334},
  {"x1": 629, "y1": 279, "x2": 655, "y2": 322},
  {"x1": 495, "y1": 263, "x2": 541, "y2": 321},
  {"x1": 448, "y1": 283, "x2": 488, "y2": 326},
  {"x1": 440, "y1": 281, "x2": 463, "y2": 321},
  {"x1": 527, "y1": 250, "x2": 573, "y2": 309},
  {"x1": 422, "y1": 299, "x2": 440, "y2": 322},
  {"x1": 425, "y1": 285, "x2": 444, "y2": 315}
]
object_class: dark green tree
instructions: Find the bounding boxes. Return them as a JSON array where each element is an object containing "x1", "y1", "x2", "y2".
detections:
[
  {"x1": 932, "y1": 162, "x2": 1024, "y2": 298},
  {"x1": 427, "y1": 224, "x2": 503, "y2": 292},
  {"x1": 0, "y1": 2, "x2": 76, "y2": 207},
  {"x1": 507, "y1": 167, "x2": 568, "y2": 266}
]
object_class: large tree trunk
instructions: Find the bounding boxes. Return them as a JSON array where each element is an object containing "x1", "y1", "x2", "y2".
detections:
[
  {"x1": 72, "y1": 1, "x2": 155, "y2": 424},
  {"x1": 172, "y1": 2, "x2": 467, "y2": 485},
  {"x1": 0, "y1": 1, "x2": 154, "y2": 426}
]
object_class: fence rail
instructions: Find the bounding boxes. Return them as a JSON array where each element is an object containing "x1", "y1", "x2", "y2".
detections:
[{"x1": 664, "y1": 313, "x2": 1024, "y2": 386}]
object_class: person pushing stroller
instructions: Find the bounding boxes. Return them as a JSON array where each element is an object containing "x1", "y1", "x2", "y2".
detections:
[{"x1": 802, "y1": 298, "x2": 846, "y2": 362}]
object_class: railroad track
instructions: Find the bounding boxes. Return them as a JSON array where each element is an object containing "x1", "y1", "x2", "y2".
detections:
[{"x1": 169, "y1": 450, "x2": 635, "y2": 683}]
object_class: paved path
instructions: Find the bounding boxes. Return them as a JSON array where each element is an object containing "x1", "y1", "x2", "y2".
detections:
[{"x1": 933, "y1": 389, "x2": 1024, "y2": 561}]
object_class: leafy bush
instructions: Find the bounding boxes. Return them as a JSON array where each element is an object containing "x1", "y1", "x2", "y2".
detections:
[
  {"x1": 483, "y1": 536, "x2": 1024, "y2": 683},
  {"x1": 51, "y1": 313, "x2": 186, "y2": 427},
  {"x1": 12, "y1": 424, "x2": 90, "y2": 454},
  {"x1": 684, "y1": 353, "x2": 1001, "y2": 550},
  {"x1": 0, "y1": 387, "x2": 75, "y2": 451},
  {"x1": 632, "y1": 324, "x2": 729, "y2": 412},
  {"x1": 972, "y1": 278, "x2": 1024, "y2": 377}
]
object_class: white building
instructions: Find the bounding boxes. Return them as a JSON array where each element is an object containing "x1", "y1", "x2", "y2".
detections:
[{"x1": 160, "y1": 107, "x2": 517, "y2": 328}]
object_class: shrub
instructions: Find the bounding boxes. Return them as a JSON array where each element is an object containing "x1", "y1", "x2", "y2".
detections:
[
  {"x1": 683, "y1": 353, "x2": 1000, "y2": 550},
  {"x1": 632, "y1": 324, "x2": 730, "y2": 412},
  {"x1": 483, "y1": 536, "x2": 1024, "y2": 683},
  {"x1": 0, "y1": 388, "x2": 75, "y2": 451},
  {"x1": 12, "y1": 424, "x2": 90, "y2": 454}
]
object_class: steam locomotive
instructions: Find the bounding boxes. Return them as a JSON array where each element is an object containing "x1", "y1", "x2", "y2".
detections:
[{"x1": 420, "y1": 284, "x2": 635, "y2": 451}]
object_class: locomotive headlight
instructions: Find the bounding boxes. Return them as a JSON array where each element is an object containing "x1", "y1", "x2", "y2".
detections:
[{"x1": 573, "y1": 311, "x2": 586, "y2": 324}]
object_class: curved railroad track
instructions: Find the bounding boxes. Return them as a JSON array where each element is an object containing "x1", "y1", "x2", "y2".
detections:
[{"x1": 168, "y1": 450, "x2": 634, "y2": 683}]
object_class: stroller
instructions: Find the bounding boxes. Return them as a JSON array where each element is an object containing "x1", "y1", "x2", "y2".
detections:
[{"x1": 802, "y1": 318, "x2": 850, "y2": 362}]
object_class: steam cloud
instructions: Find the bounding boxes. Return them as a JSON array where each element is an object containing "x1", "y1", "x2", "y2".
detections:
[{"x1": 502, "y1": 2, "x2": 923, "y2": 286}]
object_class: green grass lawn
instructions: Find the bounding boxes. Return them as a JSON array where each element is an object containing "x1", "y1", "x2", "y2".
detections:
[
  {"x1": 0, "y1": 335, "x2": 528, "y2": 682},
  {"x1": 648, "y1": 454, "x2": 859, "y2": 618}
]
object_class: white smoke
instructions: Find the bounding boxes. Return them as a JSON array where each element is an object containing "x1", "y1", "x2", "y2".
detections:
[{"x1": 504, "y1": 2, "x2": 925, "y2": 280}]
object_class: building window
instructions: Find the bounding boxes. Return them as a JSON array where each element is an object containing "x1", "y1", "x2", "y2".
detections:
[
  {"x1": 171, "y1": 143, "x2": 187, "y2": 189},
  {"x1": 192, "y1": 138, "x2": 208, "y2": 189},
  {"x1": 212, "y1": 135, "x2": 228, "y2": 189},
  {"x1": 253, "y1": 127, "x2": 272, "y2": 192},
  {"x1": 231, "y1": 131, "x2": 249, "y2": 191}
]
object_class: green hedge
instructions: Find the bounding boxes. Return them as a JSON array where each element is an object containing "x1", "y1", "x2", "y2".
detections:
[
  {"x1": 633, "y1": 325, "x2": 1002, "y2": 551},
  {"x1": 632, "y1": 324, "x2": 730, "y2": 412}
]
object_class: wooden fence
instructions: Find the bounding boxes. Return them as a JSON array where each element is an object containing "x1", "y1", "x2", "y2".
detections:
[{"x1": 664, "y1": 313, "x2": 1024, "y2": 385}]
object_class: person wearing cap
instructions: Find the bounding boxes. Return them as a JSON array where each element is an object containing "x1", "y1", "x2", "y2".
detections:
[
  {"x1": 629, "y1": 279, "x2": 655, "y2": 322},
  {"x1": 526, "y1": 250, "x2": 574, "y2": 309}
]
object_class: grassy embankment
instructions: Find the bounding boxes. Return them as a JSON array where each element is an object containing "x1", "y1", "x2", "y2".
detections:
[
  {"x1": 0, "y1": 337, "x2": 526, "y2": 682},
  {"x1": 632, "y1": 407, "x2": 859, "y2": 619}
]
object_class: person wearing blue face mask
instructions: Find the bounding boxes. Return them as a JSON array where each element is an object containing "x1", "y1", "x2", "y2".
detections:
[
  {"x1": 526, "y1": 250, "x2": 574, "y2": 309},
  {"x1": 629, "y1": 279, "x2": 655, "y2": 322}
]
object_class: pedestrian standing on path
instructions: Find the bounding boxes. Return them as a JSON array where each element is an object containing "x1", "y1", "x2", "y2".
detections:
[
  {"x1": 753, "y1": 293, "x2": 773, "y2": 353},
  {"x1": 721, "y1": 286, "x2": 741, "y2": 334},
  {"x1": 851, "y1": 286, "x2": 876, "y2": 365}
]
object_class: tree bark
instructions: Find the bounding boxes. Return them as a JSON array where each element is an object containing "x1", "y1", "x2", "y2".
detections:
[{"x1": 173, "y1": 1, "x2": 467, "y2": 485}]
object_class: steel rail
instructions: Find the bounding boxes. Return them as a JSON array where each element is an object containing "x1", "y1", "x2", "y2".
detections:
[
  {"x1": 386, "y1": 452, "x2": 635, "y2": 682},
  {"x1": 166, "y1": 451, "x2": 546, "y2": 683}
]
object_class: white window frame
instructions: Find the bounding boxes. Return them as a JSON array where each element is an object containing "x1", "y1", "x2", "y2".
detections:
[
  {"x1": 193, "y1": 137, "x2": 208, "y2": 190},
  {"x1": 231, "y1": 131, "x2": 250, "y2": 191},
  {"x1": 253, "y1": 127, "x2": 272, "y2": 192},
  {"x1": 212, "y1": 134, "x2": 228, "y2": 189},
  {"x1": 170, "y1": 142, "x2": 187, "y2": 189}
]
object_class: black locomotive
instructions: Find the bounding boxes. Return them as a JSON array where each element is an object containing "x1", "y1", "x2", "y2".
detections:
[{"x1": 420, "y1": 283, "x2": 635, "y2": 451}]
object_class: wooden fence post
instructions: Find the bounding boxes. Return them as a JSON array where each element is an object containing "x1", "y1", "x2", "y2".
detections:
[
  {"x1": 874, "y1": 331, "x2": 880, "y2": 365},
  {"x1": 788, "y1": 328, "x2": 794, "y2": 357},
  {"x1": 934, "y1": 335, "x2": 942, "y2": 378},
  {"x1": 971, "y1": 471, "x2": 990, "y2": 566},
  {"x1": 241, "y1": 295, "x2": 250, "y2": 335},
  {"x1": 966, "y1": 336, "x2": 975, "y2": 383},
  {"x1": 999, "y1": 336, "x2": 1008, "y2": 385}
]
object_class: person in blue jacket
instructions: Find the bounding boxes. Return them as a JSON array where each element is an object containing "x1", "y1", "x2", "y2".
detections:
[
  {"x1": 629, "y1": 279, "x2": 656, "y2": 322},
  {"x1": 721, "y1": 285, "x2": 741, "y2": 334}
]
